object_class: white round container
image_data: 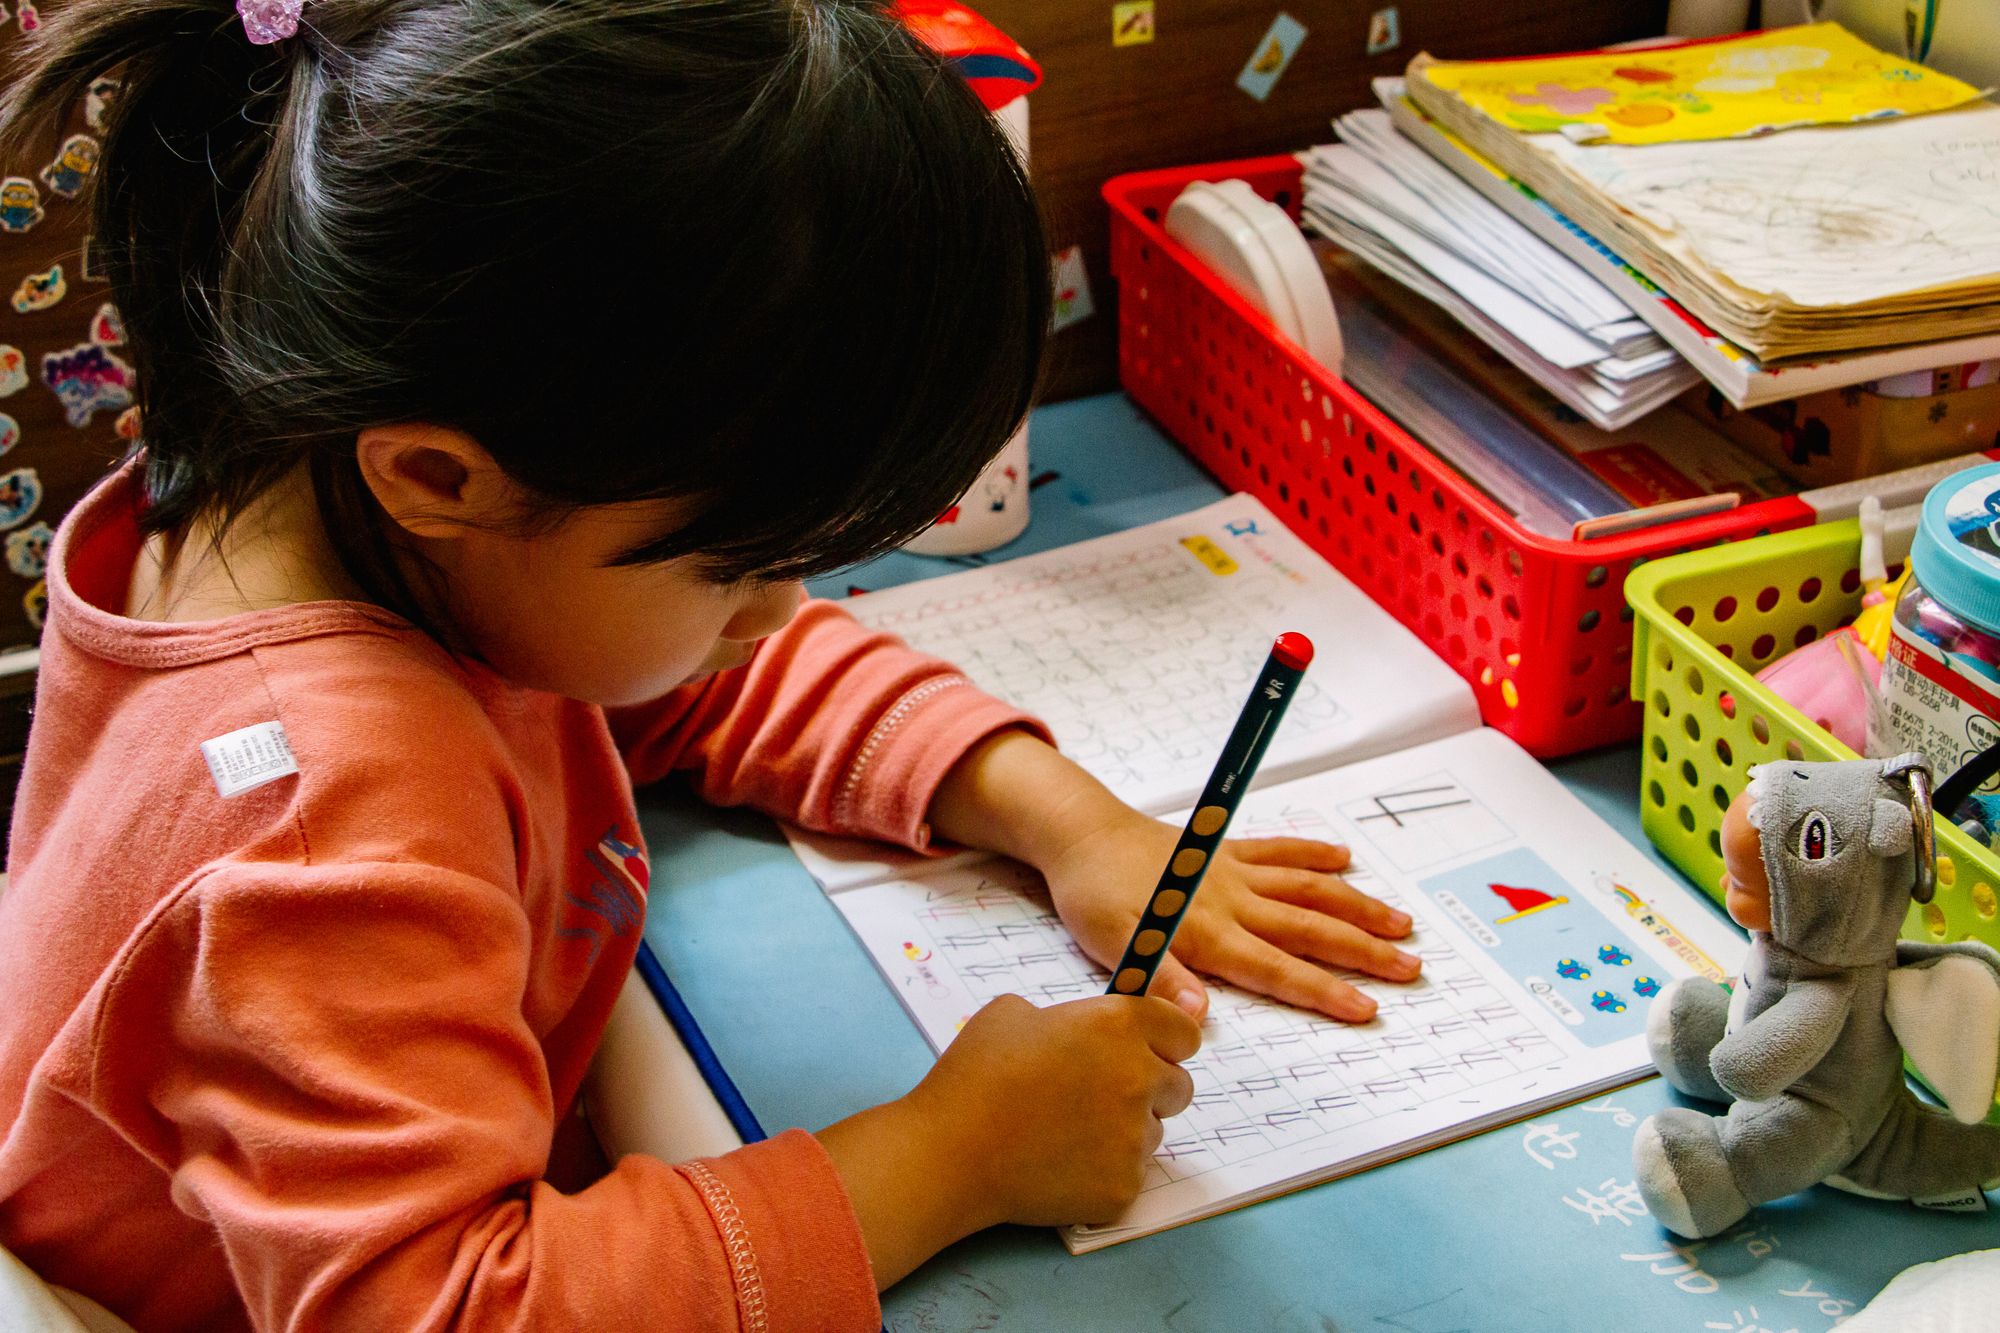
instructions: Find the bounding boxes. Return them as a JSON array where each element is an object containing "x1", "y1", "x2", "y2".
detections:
[{"x1": 904, "y1": 95, "x2": 1034, "y2": 557}]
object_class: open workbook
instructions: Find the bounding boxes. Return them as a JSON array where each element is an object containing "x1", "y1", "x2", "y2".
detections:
[{"x1": 793, "y1": 495, "x2": 1747, "y2": 1251}]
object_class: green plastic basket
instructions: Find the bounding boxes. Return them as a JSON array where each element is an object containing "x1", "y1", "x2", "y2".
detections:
[{"x1": 1627, "y1": 520, "x2": 2000, "y2": 954}]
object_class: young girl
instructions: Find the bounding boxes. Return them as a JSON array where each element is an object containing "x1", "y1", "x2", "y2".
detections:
[{"x1": 0, "y1": 1, "x2": 1421, "y2": 1327}]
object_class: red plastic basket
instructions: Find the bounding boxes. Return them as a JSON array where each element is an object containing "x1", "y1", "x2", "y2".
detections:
[{"x1": 1103, "y1": 156, "x2": 1818, "y2": 758}]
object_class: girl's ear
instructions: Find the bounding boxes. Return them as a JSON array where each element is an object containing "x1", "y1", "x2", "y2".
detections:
[{"x1": 355, "y1": 424, "x2": 517, "y2": 541}]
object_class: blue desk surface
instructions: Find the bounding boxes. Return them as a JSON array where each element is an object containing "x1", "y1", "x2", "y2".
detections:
[{"x1": 637, "y1": 394, "x2": 1998, "y2": 1332}]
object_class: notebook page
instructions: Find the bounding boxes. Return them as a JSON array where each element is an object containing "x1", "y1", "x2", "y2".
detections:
[
  {"x1": 787, "y1": 494, "x2": 1478, "y2": 892},
  {"x1": 831, "y1": 729, "x2": 1746, "y2": 1251},
  {"x1": 1526, "y1": 101, "x2": 2000, "y2": 311}
]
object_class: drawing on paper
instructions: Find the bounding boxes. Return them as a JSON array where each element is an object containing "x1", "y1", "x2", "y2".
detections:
[
  {"x1": 1491, "y1": 882, "x2": 1569, "y2": 923},
  {"x1": 1338, "y1": 773, "x2": 1509, "y2": 872},
  {"x1": 847, "y1": 855, "x2": 1557, "y2": 1203},
  {"x1": 846, "y1": 536, "x2": 1347, "y2": 803},
  {"x1": 1422, "y1": 848, "x2": 1644, "y2": 1047}
]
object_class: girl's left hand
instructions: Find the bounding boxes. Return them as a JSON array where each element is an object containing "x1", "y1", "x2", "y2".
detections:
[{"x1": 1036, "y1": 809, "x2": 1420, "y2": 1024}]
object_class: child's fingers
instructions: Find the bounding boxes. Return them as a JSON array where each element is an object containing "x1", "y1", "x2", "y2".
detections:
[
  {"x1": 1145, "y1": 953, "x2": 1210, "y2": 1022},
  {"x1": 1207, "y1": 930, "x2": 1379, "y2": 1022},
  {"x1": 1125, "y1": 993, "x2": 1204, "y2": 1062},
  {"x1": 1221, "y1": 836, "x2": 1351, "y2": 874},
  {"x1": 1152, "y1": 1061, "x2": 1196, "y2": 1119},
  {"x1": 1246, "y1": 865, "x2": 1412, "y2": 938},
  {"x1": 1242, "y1": 898, "x2": 1421, "y2": 983}
]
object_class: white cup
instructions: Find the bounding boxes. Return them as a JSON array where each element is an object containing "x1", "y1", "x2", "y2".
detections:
[
  {"x1": 902, "y1": 421, "x2": 1030, "y2": 555},
  {"x1": 903, "y1": 95, "x2": 1033, "y2": 558}
]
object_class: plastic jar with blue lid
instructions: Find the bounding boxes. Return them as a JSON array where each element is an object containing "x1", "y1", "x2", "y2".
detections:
[{"x1": 1884, "y1": 462, "x2": 2000, "y2": 793}]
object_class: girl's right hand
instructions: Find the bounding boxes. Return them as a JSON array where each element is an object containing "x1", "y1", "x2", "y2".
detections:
[
  {"x1": 913, "y1": 993, "x2": 1201, "y2": 1227},
  {"x1": 818, "y1": 992, "x2": 1200, "y2": 1288}
]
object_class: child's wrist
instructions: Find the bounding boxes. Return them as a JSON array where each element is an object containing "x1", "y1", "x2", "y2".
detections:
[
  {"x1": 819, "y1": 1091, "x2": 1007, "y2": 1287},
  {"x1": 929, "y1": 730, "x2": 1137, "y2": 871},
  {"x1": 895, "y1": 1081, "x2": 1014, "y2": 1233}
]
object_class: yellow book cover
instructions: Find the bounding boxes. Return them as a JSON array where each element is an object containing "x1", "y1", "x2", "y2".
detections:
[{"x1": 1418, "y1": 22, "x2": 1984, "y2": 146}]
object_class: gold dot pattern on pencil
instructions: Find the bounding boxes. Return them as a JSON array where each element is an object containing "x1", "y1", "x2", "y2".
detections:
[
  {"x1": 1191, "y1": 805, "x2": 1228, "y2": 836},
  {"x1": 1134, "y1": 928, "x2": 1166, "y2": 956},
  {"x1": 1113, "y1": 967, "x2": 1148, "y2": 994},
  {"x1": 1172, "y1": 848, "x2": 1207, "y2": 877},
  {"x1": 1151, "y1": 889, "x2": 1186, "y2": 916}
]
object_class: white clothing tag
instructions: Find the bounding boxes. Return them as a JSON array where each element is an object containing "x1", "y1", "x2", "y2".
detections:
[
  {"x1": 200, "y1": 720, "x2": 299, "y2": 798},
  {"x1": 1913, "y1": 1189, "x2": 1990, "y2": 1214}
]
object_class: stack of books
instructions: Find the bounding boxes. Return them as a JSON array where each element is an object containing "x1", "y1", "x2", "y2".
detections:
[{"x1": 1381, "y1": 23, "x2": 2000, "y2": 407}]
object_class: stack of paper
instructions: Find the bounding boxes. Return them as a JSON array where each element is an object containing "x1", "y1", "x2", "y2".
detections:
[
  {"x1": 1402, "y1": 25, "x2": 2000, "y2": 364},
  {"x1": 1300, "y1": 112, "x2": 1697, "y2": 430},
  {"x1": 1376, "y1": 78, "x2": 2000, "y2": 407}
]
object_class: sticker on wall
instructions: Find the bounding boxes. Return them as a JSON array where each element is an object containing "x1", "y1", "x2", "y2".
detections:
[
  {"x1": 1112, "y1": 0, "x2": 1154, "y2": 46},
  {"x1": 1050, "y1": 245, "x2": 1095, "y2": 332},
  {"x1": 0, "y1": 178, "x2": 42, "y2": 234},
  {"x1": 90, "y1": 302, "x2": 124, "y2": 347},
  {"x1": 5, "y1": 522, "x2": 51, "y2": 579},
  {"x1": 0, "y1": 347, "x2": 27, "y2": 398},
  {"x1": 85, "y1": 78, "x2": 119, "y2": 134},
  {"x1": 0, "y1": 468, "x2": 43, "y2": 531},
  {"x1": 15, "y1": 3, "x2": 39, "y2": 34},
  {"x1": 0, "y1": 415, "x2": 19, "y2": 458},
  {"x1": 1365, "y1": 6, "x2": 1400, "y2": 56},
  {"x1": 22, "y1": 579, "x2": 44, "y2": 630},
  {"x1": 41, "y1": 341, "x2": 132, "y2": 427},
  {"x1": 114, "y1": 405, "x2": 141, "y2": 442},
  {"x1": 79, "y1": 234, "x2": 108, "y2": 284},
  {"x1": 12, "y1": 265, "x2": 64, "y2": 314},
  {"x1": 1237, "y1": 12, "x2": 1306, "y2": 103},
  {"x1": 39, "y1": 134, "x2": 99, "y2": 200}
]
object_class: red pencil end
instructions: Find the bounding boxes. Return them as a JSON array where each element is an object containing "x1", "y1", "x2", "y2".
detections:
[{"x1": 1272, "y1": 632, "x2": 1313, "y2": 671}]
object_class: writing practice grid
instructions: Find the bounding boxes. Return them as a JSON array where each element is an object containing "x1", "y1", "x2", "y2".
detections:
[
  {"x1": 833, "y1": 730, "x2": 1746, "y2": 1251},
  {"x1": 788, "y1": 494, "x2": 1478, "y2": 892}
]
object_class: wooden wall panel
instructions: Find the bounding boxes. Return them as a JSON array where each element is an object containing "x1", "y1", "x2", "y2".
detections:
[{"x1": 976, "y1": 0, "x2": 1669, "y2": 400}]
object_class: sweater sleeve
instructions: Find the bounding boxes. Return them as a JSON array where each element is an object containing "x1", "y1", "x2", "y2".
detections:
[
  {"x1": 607, "y1": 599, "x2": 1049, "y2": 852},
  {"x1": 79, "y1": 860, "x2": 880, "y2": 1332}
]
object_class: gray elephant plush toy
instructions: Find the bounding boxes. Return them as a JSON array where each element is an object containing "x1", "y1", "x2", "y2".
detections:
[{"x1": 1635, "y1": 754, "x2": 2000, "y2": 1239}]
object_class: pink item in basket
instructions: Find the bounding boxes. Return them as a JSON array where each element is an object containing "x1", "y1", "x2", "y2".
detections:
[{"x1": 1754, "y1": 626, "x2": 1882, "y2": 753}]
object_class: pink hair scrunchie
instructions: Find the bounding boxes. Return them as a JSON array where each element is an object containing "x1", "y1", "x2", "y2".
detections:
[{"x1": 237, "y1": 0, "x2": 304, "y2": 44}]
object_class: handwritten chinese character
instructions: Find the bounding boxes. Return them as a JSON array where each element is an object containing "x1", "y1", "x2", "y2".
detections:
[
  {"x1": 1621, "y1": 1241, "x2": 1720, "y2": 1294},
  {"x1": 1565, "y1": 1178, "x2": 1649, "y2": 1226},
  {"x1": 1521, "y1": 1121, "x2": 1580, "y2": 1169},
  {"x1": 1778, "y1": 1279, "x2": 1856, "y2": 1321},
  {"x1": 1703, "y1": 1307, "x2": 1797, "y2": 1333},
  {"x1": 1581, "y1": 1095, "x2": 1638, "y2": 1129}
]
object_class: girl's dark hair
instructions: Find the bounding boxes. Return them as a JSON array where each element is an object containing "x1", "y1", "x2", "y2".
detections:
[{"x1": 0, "y1": 0, "x2": 1048, "y2": 624}]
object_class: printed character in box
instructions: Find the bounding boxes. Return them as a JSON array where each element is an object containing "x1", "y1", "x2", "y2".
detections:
[{"x1": 1635, "y1": 756, "x2": 2000, "y2": 1237}]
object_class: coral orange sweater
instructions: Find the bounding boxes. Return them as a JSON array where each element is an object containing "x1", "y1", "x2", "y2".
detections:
[{"x1": 0, "y1": 468, "x2": 1042, "y2": 1331}]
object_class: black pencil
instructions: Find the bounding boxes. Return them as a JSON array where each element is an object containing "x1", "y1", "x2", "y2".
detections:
[{"x1": 1106, "y1": 632, "x2": 1313, "y2": 997}]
